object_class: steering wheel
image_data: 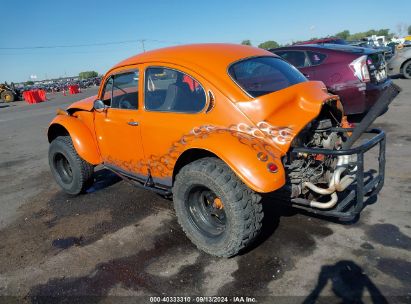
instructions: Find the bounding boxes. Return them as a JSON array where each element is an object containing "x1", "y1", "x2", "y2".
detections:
[{"x1": 119, "y1": 98, "x2": 132, "y2": 109}]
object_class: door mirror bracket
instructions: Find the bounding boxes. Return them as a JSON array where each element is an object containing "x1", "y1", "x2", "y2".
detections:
[{"x1": 94, "y1": 99, "x2": 107, "y2": 112}]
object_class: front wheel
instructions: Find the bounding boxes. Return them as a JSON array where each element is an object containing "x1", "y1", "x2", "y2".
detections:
[
  {"x1": 173, "y1": 158, "x2": 263, "y2": 257},
  {"x1": 49, "y1": 136, "x2": 94, "y2": 195},
  {"x1": 402, "y1": 60, "x2": 411, "y2": 79}
]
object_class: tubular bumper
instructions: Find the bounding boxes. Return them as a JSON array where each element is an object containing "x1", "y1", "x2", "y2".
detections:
[{"x1": 290, "y1": 128, "x2": 385, "y2": 221}]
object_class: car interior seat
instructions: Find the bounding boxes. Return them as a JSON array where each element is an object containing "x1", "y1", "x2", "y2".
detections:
[{"x1": 160, "y1": 79, "x2": 192, "y2": 111}]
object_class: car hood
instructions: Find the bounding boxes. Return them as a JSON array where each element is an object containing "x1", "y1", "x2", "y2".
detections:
[
  {"x1": 67, "y1": 94, "x2": 97, "y2": 112},
  {"x1": 235, "y1": 81, "x2": 339, "y2": 154}
]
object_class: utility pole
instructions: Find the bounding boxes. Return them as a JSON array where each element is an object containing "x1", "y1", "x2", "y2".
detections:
[{"x1": 140, "y1": 39, "x2": 146, "y2": 52}]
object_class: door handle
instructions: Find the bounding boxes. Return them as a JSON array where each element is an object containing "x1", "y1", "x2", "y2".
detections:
[{"x1": 128, "y1": 121, "x2": 139, "y2": 126}]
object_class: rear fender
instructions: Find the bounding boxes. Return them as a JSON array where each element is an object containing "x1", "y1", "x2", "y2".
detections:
[
  {"x1": 48, "y1": 114, "x2": 102, "y2": 165},
  {"x1": 180, "y1": 129, "x2": 286, "y2": 193}
]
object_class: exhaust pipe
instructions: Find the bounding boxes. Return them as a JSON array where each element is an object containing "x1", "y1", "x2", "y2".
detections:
[
  {"x1": 342, "y1": 83, "x2": 401, "y2": 149},
  {"x1": 299, "y1": 84, "x2": 400, "y2": 209}
]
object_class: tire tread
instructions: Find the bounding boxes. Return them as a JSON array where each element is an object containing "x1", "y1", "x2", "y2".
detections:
[
  {"x1": 49, "y1": 136, "x2": 94, "y2": 194},
  {"x1": 173, "y1": 157, "x2": 263, "y2": 257}
]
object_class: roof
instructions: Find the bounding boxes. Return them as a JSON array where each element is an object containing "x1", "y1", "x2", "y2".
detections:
[
  {"x1": 110, "y1": 44, "x2": 276, "y2": 101},
  {"x1": 113, "y1": 43, "x2": 271, "y2": 69},
  {"x1": 272, "y1": 43, "x2": 377, "y2": 55}
]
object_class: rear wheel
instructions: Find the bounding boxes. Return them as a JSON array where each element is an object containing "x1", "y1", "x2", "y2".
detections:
[
  {"x1": 402, "y1": 60, "x2": 411, "y2": 79},
  {"x1": 173, "y1": 157, "x2": 263, "y2": 257},
  {"x1": 49, "y1": 136, "x2": 94, "y2": 195},
  {"x1": 1, "y1": 91, "x2": 15, "y2": 102}
]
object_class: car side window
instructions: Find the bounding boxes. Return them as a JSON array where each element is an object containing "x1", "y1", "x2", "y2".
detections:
[
  {"x1": 275, "y1": 51, "x2": 310, "y2": 68},
  {"x1": 101, "y1": 77, "x2": 113, "y2": 106},
  {"x1": 144, "y1": 67, "x2": 206, "y2": 113},
  {"x1": 307, "y1": 51, "x2": 327, "y2": 66},
  {"x1": 111, "y1": 71, "x2": 139, "y2": 110}
]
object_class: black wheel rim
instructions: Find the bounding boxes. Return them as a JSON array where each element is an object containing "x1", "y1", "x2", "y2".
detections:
[
  {"x1": 54, "y1": 153, "x2": 73, "y2": 184},
  {"x1": 186, "y1": 186, "x2": 227, "y2": 238}
]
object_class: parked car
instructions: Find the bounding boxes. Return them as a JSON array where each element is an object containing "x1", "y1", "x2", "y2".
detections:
[
  {"x1": 387, "y1": 44, "x2": 411, "y2": 79},
  {"x1": 270, "y1": 44, "x2": 392, "y2": 115},
  {"x1": 348, "y1": 39, "x2": 393, "y2": 61},
  {"x1": 294, "y1": 37, "x2": 348, "y2": 45},
  {"x1": 47, "y1": 44, "x2": 393, "y2": 257}
]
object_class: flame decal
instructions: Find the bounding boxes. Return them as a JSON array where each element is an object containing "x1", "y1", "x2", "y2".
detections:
[{"x1": 105, "y1": 122, "x2": 294, "y2": 179}]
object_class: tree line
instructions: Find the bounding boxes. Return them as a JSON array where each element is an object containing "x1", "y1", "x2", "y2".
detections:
[
  {"x1": 79, "y1": 71, "x2": 99, "y2": 79},
  {"x1": 242, "y1": 26, "x2": 411, "y2": 50}
]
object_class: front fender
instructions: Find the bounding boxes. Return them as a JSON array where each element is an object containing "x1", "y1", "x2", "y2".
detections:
[
  {"x1": 183, "y1": 129, "x2": 286, "y2": 193},
  {"x1": 48, "y1": 115, "x2": 102, "y2": 165}
]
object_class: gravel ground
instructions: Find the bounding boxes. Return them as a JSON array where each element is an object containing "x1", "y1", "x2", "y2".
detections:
[{"x1": 0, "y1": 81, "x2": 410, "y2": 303}]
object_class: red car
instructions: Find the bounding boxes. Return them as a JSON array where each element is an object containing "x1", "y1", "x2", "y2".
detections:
[
  {"x1": 294, "y1": 37, "x2": 348, "y2": 45},
  {"x1": 271, "y1": 44, "x2": 392, "y2": 115}
]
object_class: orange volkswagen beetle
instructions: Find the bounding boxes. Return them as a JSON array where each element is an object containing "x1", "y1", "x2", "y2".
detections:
[{"x1": 48, "y1": 44, "x2": 392, "y2": 257}]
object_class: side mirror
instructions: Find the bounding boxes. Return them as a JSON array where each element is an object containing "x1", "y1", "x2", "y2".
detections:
[{"x1": 93, "y1": 99, "x2": 107, "y2": 112}]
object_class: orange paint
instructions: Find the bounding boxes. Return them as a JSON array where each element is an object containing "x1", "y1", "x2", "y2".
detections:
[{"x1": 49, "y1": 44, "x2": 338, "y2": 193}]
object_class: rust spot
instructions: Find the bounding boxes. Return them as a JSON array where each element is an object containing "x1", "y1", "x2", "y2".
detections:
[{"x1": 213, "y1": 198, "x2": 224, "y2": 210}]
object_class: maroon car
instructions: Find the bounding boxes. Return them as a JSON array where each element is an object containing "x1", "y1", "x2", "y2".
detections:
[
  {"x1": 270, "y1": 44, "x2": 392, "y2": 115},
  {"x1": 294, "y1": 37, "x2": 348, "y2": 45}
]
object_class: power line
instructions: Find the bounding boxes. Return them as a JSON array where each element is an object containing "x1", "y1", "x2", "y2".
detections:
[{"x1": 0, "y1": 38, "x2": 183, "y2": 50}]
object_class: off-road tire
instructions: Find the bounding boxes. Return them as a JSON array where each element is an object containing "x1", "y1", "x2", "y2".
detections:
[
  {"x1": 49, "y1": 136, "x2": 94, "y2": 195},
  {"x1": 173, "y1": 157, "x2": 263, "y2": 257},
  {"x1": 402, "y1": 60, "x2": 411, "y2": 79},
  {"x1": 1, "y1": 91, "x2": 15, "y2": 102}
]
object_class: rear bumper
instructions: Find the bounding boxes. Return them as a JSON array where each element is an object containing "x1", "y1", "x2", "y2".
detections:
[
  {"x1": 289, "y1": 128, "x2": 385, "y2": 221},
  {"x1": 335, "y1": 78, "x2": 393, "y2": 115}
]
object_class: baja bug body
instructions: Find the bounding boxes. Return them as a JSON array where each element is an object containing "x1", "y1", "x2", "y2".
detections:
[{"x1": 47, "y1": 44, "x2": 399, "y2": 257}]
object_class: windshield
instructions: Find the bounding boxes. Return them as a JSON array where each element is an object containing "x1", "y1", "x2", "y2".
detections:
[{"x1": 228, "y1": 56, "x2": 307, "y2": 98}]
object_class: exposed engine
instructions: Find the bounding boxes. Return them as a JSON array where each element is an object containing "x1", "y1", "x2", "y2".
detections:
[{"x1": 284, "y1": 100, "x2": 357, "y2": 209}]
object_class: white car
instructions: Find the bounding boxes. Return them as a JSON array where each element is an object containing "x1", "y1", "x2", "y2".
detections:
[{"x1": 388, "y1": 45, "x2": 411, "y2": 79}]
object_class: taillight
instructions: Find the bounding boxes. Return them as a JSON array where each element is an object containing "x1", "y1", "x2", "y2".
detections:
[
  {"x1": 349, "y1": 55, "x2": 370, "y2": 83},
  {"x1": 267, "y1": 163, "x2": 278, "y2": 173}
]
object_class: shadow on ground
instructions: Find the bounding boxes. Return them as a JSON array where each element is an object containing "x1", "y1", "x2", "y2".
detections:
[{"x1": 303, "y1": 260, "x2": 389, "y2": 304}]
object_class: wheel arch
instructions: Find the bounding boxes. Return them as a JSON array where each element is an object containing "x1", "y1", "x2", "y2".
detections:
[
  {"x1": 172, "y1": 145, "x2": 286, "y2": 194},
  {"x1": 48, "y1": 115, "x2": 102, "y2": 165},
  {"x1": 173, "y1": 148, "x2": 218, "y2": 182},
  {"x1": 400, "y1": 58, "x2": 411, "y2": 72},
  {"x1": 48, "y1": 123, "x2": 70, "y2": 142}
]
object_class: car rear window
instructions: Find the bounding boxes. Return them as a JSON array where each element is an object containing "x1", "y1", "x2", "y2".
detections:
[
  {"x1": 319, "y1": 44, "x2": 366, "y2": 54},
  {"x1": 228, "y1": 56, "x2": 307, "y2": 98}
]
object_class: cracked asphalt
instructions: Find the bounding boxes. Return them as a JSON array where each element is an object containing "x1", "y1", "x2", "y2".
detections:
[{"x1": 0, "y1": 81, "x2": 410, "y2": 303}]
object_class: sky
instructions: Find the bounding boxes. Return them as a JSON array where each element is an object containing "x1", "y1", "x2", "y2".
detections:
[{"x1": 1, "y1": 0, "x2": 410, "y2": 83}]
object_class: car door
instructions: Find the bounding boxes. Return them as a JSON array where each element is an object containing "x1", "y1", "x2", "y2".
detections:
[
  {"x1": 274, "y1": 50, "x2": 315, "y2": 79},
  {"x1": 94, "y1": 68, "x2": 147, "y2": 178},
  {"x1": 139, "y1": 65, "x2": 208, "y2": 187},
  {"x1": 305, "y1": 50, "x2": 328, "y2": 80}
]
